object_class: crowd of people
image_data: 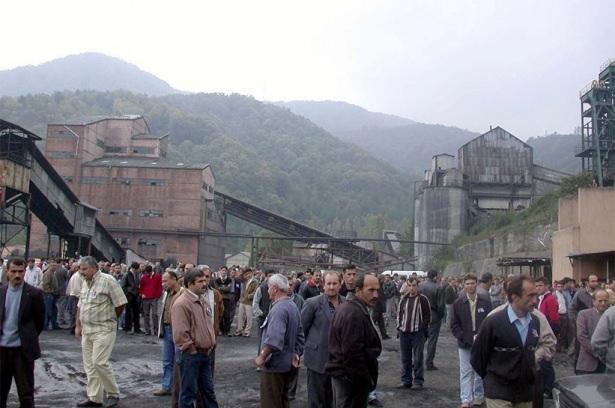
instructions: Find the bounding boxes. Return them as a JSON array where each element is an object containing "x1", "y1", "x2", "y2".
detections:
[{"x1": 1, "y1": 256, "x2": 615, "y2": 408}]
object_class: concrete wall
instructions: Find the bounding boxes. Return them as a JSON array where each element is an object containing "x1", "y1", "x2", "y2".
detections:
[
  {"x1": 415, "y1": 186, "x2": 469, "y2": 269},
  {"x1": 552, "y1": 188, "x2": 615, "y2": 282},
  {"x1": 444, "y1": 223, "x2": 554, "y2": 277}
]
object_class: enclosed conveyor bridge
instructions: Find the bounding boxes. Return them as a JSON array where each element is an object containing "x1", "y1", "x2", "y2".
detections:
[{"x1": 0, "y1": 119, "x2": 123, "y2": 261}]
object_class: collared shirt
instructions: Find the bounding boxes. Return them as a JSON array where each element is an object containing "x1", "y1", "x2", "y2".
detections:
[
  {"x1": 507, "y1": 305, "x2": 531, "y2": 345},
  {"x1": 24, "y1": 266, "x2": 42, "y2": 288},
  {"x1": 555, "y1": 290, "x2": 567, "y2": 314},
  {"x1": 467, "y1": 294, "x2": 477, "y2": 332},
  {"x1": 66, "y1": 272, "x2": 83, "y2": 297},
  {"x1": 0, "y1": 284, "x2": 23, "y2": 346},
  {"x1": 260, "y1": 297, "x2": 304, "y2": 373},
  {"x1": 162, "y1": 288, "x2": 180, "y2": 325},
  {"x1": 78, "y1": 271, "x2": 127, "y2": 335}
]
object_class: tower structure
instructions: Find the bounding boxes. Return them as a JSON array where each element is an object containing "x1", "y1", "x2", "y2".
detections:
[{"x1": 578, "y1": 60, "x2": 615, "y2": 186}]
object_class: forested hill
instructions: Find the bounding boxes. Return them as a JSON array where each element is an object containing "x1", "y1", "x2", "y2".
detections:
[
  {"x1": 526, "y1": 133, "x2": 580, "y2": 174},
  {"x1": 279, "y1": 100, "x2": 580, "y2": 175},
  {"x1": 275, "y1": 100, "x2": 414, "y2": 133},
  {"x1": 0, "y1": 91, "x2": 413, "y2": 236},
  {"x1": 0, "y1": 53, "x2": 178, "y2": 97}
]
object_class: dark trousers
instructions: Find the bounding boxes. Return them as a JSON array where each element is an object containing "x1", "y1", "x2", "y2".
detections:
[
  {"x1": 43, "y1": 294, "x2": 59, "y2": 330},
  {"x1": 331, "y1": 375, "x2": 369, "y2": 408},
  {"x1": 123, "y1": 296, "x2": 141, "y2": 332},
  {"x1": 67, "y1": 295, "x2": 78, "y2": 332},
  {"x1": 307, "y1": 369, "x2": 333, "y2": 408},
  {"x1": 172, "y1": 349, "x2": 216, "y2": 408},
  {"x1": 557, "y1": 314, "x2": 570, "y2": 351},
  {"x1": 399, "y1": 331, "x2": 425, "y2": 385},
  {"x1": 372, "y1": 310, "x2": 388, "y2": 338},
  {"x1": 221, "y1": 299, "x2": 234, "y2": 335},
  {"x1": 287, "y1": 367, "x2": 299, "y2": 399},
  {"x1": 426, "y1": 319, "x2": 441, "y2": 367},
  {"x1": 0, "y1": 347, "x2": 35, "y2": 408},
  {"x1": 261, "y1": 371, "x2": 292, "y2": 408},
  {"x1": 539, "y1": 359, "x2": 555, "y2": 396},
  {"x1": 178, "y1": 351, "x2": 218, "y2": 408}
]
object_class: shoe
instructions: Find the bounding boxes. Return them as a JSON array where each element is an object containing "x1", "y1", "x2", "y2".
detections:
[
  {"x1": 543, "y1": 392, "x2": 553, "y2": 400},
  {"x1": 76, "y1": 400, "x2": 103, "y2": 407},
  {"x1": 256, "y1": 367, "x2": 262, "y2": 372},
  {"x1": 242, "y1": 333, "x2": 251, "y2": 337},
  {"x1": 145, "y1": 331, "x2": 152, "y2": 336},
  {"x1": 412, "y1": 383, "x2": 424, "y2": 390},
  {"x1": 368, "y1": 398, "x2": 384, "y2": 407},
  {"x1": 153, "y1": 389, "x2": 171, "y2": 396},
  {"x1": 133, "y1": 330, "x2": 144, "y2": 335},
  {"x1": 426, "y1": 365, "x2": 438, "y2": 371},
  {"x1": 472, "y1": 398, "x2": 484, "y2": 405},
  {"x1": 396, "y1": 382, "x2": 412, "y2": 389},
  {"x1": 105, "y1": 396, "x2": 119, "y2": 408}
]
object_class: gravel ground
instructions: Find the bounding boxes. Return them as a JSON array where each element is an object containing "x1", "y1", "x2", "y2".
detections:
[{"x1": 12, "y1": 325, "x2": 574, "y2": 408}]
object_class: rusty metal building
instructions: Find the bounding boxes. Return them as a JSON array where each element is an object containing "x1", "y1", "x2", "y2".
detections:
[
  {"x1": 33, "y1": 115, "x2": 225, "y2": 265},
  {"x1": 415, "y1": 126, "x2": 569, "y2": 269}
]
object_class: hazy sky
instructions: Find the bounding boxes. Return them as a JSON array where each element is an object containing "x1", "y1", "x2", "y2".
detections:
[{"x1": 3, "y1": 0, "x2": 615, "y2": 138}]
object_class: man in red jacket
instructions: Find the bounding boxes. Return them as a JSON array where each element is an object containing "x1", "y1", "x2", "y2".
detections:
[
  {"x1": 140, "y1": 265, "x2": 162, "y2": 336},
  {"x1": 536, "y1": 277, "x2": 559, "y2": 399}
]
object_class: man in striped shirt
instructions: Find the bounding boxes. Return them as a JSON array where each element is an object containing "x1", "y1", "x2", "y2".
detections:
[
  {"x1": 397, "y1": 277, "x2": 431, "y2": 389},
  {"x1": 75, "y1": 256, "x2": 127, "y2": 408}
]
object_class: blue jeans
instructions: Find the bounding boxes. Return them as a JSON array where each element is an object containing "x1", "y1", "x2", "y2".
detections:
[
  {"x1": 161, "y1": 325, "x2": 175, "y2": 391},
  {"x1": 458, "y1": 347, "x2": 483, "y2": 404},
  {"x1": 178, "y1": 351, "x2": 218, "y2": 408},
  {"x1": 399, "y1": 331, "x2": 425, "y2": 385},
  {"x1": 43, "y1": 294, "x2": 59, "y2": 329}
]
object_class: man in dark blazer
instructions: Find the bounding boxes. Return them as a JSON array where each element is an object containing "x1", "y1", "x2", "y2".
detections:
[
  {"x1": 576, "y1": 289, "x2": 609, "y2": 374},
  {"x1": 301, "y1": 271, "x2": 345, "y2": 408},
  {"x1": 0, "y1": 257, "x2": 45, "y2": 408}
]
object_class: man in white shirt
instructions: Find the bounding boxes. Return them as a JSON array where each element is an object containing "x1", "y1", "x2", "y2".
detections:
[
  {"x1": 24, "y1": 258, "x2": 43, "y2": 288},
  {"x1": 554, "y1": 281, "x2": 570, "y2": 352}
]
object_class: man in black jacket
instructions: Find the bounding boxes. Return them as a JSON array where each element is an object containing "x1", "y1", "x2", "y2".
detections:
[
  {"x1": 471, "y1": 275, "x2": 539, "y2": 408},
  {"x1": 451, "y1": 273, "x2": 491, "y2": 408},
  {"x1": 121, "y1": 262, "x2": 141, "y2": 334},
  {"x1": 419, "y1": 269, "x2": 445, "y2": 370},
  {"x1": 327, "y1": 273, "x2": 381, "y2": 408},
  {"x1": 0, "y1": 257, "x2": 45, "y2": 408}
]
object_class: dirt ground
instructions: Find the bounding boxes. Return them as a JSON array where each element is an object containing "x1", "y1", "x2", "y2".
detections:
[{"x1": 12, "y1": 325, "x2": 573, "y2": 408}]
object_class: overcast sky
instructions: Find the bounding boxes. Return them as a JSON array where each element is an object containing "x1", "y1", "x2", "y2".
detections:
[{"x1": 3, "y1": 0, "x2": 615, "y2": 139}]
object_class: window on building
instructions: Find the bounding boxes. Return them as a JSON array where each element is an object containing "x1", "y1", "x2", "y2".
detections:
[
  {"x1": 53, "y1": 130, "x2": 74, "y2": 139},
  {"x1": 137, "y1": 238, "x2": 160, "y2": 246},
  {"x1": 112, "y1": 177, "x2": 132, "y2": 185},
  {"x1": 116, "y1": 237, "x2": 130, "y2": 246},
  {"x1": 48, "y1": 151, "x2": 75, "y2": 159},
  {"x1": 109, "y1": 209, "x2": 132, "y2": 216},
  {"x1": 139, "y1": 210, "x2": 163, "y2": 217},
  {"x1": 80, "y1": 177, "x2": 105, "y2": 185},
  {"x1": 132, "y1": 146, "x2": 155, "y2": 155},
  {"x1": 144, "y1": 179, "x2": 165, "y2": 186},
  {"x1": 105, "y1": 146, "x2": 125, "y2": 153},
  {"x1": 96, "y1": 139, "x2": 105, "y2": 148}
]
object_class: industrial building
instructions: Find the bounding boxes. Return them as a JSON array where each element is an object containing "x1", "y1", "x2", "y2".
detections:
[
  {"x1": 31, "y1": 115, "x2": 225, "y2": 265},
  {"x1": 552, "y1": 60, "x2": 615, "y2": 283},
  {"x1": 414, "y1": 126, "x2": 567, "y2": 269}
]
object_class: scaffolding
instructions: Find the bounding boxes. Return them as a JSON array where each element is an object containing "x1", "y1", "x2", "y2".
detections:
[{"x1": 578, "y1": 59, "x2": 615, "y2": 186}]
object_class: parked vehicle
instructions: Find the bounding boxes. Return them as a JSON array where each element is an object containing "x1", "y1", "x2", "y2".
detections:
[{"x1": 553, "y1": 373, "x2": 615, "y2": 407}]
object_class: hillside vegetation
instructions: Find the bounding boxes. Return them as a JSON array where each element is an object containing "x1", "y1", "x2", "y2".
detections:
[{"x1": 0, "y1": 91, "x2": 413, "y2": 237}]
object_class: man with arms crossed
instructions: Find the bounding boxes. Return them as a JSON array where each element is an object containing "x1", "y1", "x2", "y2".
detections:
[
  {"x1": 471, "y1": 275, "x2": 540, "y2": 408},
  {"x1": 0, "y1": 258, "x2": 45, "y2": 408},
  {"x1": 327, "y1": 273, "x2": 382, "y2": 408},
  {"x1": 301, "y1": 271, "x2": 344, "y2": 408},
  {"x1": 75, "y1": 256, "x2": 127, "y2": 408}
]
